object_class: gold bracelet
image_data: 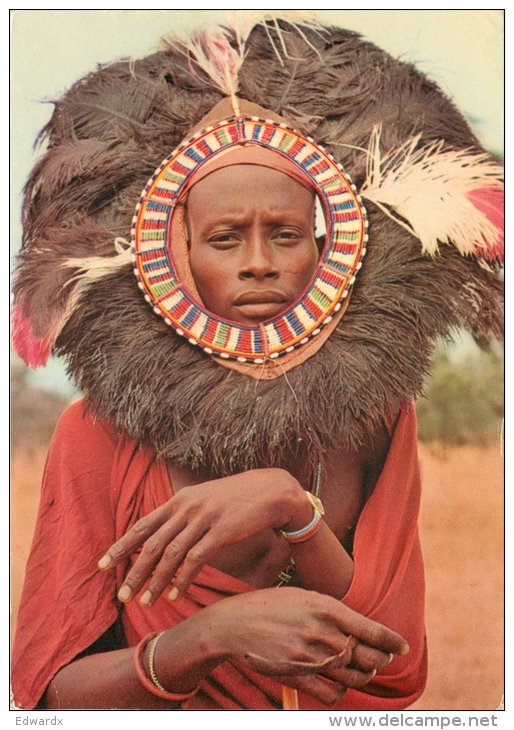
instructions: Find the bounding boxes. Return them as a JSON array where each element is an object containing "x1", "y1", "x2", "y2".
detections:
[{"x1": 133, "y1": 632, "x2": 200, "y2": 702}]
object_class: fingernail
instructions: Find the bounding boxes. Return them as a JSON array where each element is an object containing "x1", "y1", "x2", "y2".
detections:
[
  {"x1": 168, "y1": 587, "x2": 179, "y2": 602},
  {"x1": 388, "y1": 653, "x2": 394, "y2": 664},
  {"x1": 118, "y1": 585, "x2": 132, "y2": 602},
  {"x1": 98, "y1": 555, "x2": 111, "y2": 570},
  {"x1": 400, "y1": 643, "x2": 410, "y2": 656},
  {"x1": 140, "y1": 590, "x2": 152, "y2": 607},
  {"x1": 371, "y1": 669, "x2": 377, "y2": 678}
]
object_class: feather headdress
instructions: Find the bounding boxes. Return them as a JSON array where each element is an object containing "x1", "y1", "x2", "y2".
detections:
[
  {"x1": 12, "y1": 14, "x2": 502, "y2": 460},
  {"x1": 13, "y1": 12, "x2": 503, "y2": 369}
]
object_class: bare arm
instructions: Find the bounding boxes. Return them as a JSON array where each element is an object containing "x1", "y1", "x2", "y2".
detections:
[
  {"x1": 43, "y1": 588, "x2": 408, "y2": 709},
  {"x1": 43, "y1": 610, "x2": 220, "y2": 709}
]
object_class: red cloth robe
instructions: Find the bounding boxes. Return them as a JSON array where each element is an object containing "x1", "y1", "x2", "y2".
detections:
[{"x1": 11, "y1": 399, "x2": 427, "y2": 709}]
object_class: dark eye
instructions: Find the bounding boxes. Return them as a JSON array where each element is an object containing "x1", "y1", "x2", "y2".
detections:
[
  {"x1": 207, "y1": 232, "x2": 240, "y2": 249},
  {"x1": 272, "y1": 228, "x2": 303, "y2": 245}
]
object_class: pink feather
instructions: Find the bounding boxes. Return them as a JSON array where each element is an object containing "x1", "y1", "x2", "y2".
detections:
[
  {"x1": 11, "y1": 302, "x2": 59, "y2": 369},
  {"x1": 466, "y1": 186, "x2": 504, "y2": 262}
]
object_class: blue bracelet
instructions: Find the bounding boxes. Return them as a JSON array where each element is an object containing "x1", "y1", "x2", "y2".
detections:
[{"x1": 280, "y1": 492, "x2": 325, "y2": 543}]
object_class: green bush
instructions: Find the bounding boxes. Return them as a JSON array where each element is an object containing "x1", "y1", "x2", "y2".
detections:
[{"x1": 416, "y1": 346, "x2": 504, "y2": 446}]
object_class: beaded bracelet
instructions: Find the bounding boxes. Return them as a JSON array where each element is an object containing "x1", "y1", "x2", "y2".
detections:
[
  {"x1": 280, "y1": 492, "x2": 325, "y2": 544},
  {"x1": 133, "y1": 631, "x2": 200, "y2": 702}
]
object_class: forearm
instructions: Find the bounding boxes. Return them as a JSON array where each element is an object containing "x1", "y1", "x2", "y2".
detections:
[
  {"x1": 276, "y1": 471, "x2": 355, "y2": 600},
  {"x1": 43, "y1": 611, "x2": 224, "y2": 710},
  {"x1": 44, "y1": 645, "x2": 173, "y2": 709},
  {"x1": 289, "y1": 522, "x2": 354, "y2": 600}
]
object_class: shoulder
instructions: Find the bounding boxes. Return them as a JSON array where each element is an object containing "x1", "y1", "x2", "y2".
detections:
[
  {"x1": 52, "y1": 398, "x2": 122, "y2": 453},
  {"x1": 45, "y1": 399, "x2": 123, "y2": 483}
]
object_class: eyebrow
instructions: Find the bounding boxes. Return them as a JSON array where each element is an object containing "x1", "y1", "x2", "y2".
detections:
[{"x1": 190, "y1": 206, "x2": 316, "y2": 227}]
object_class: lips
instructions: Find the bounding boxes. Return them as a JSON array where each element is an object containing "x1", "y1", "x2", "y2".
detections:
[
  {"x1": 233, "y1": 290, "x2": 288, "y2": 306},
  {"x1": 232, "y1": 290, "x2": 290, "y2": 323}
]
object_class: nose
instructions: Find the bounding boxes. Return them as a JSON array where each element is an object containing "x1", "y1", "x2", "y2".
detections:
[{"x1": 239, "y1": 238, "x2": 278, "y2": 280}]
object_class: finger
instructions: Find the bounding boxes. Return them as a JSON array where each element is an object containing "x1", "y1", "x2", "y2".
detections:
[
  {"x1": 140, "y1": 524, "x2": 210, "y2": 605},
  {"x1": 350, "y1": 643, "x2": 392, "y2": 672},
  {"x1": 281, "y1": 675, "x2": 347, "y2": 707},
  {"x1": 322, "y1": 664, "x2": 377, "y2": 690},
  {"x1": 242, "y1": 644, "x2": 353, "y2": 678},
  {"x1": 98, "y1": 504, "x2": 172, "y2": 570},
  {"x1": 165, "y1": 533, "x2": 221, "y2": 601},
  {"x1": 335, "y1": 605, "x2": 410, "y2": 656},
  {"x1": 118, "y1": 519, "x2": 186, "y2": 604}
]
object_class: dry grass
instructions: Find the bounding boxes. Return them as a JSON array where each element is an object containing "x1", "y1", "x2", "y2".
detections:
[
  {"x1": 10, "y1": 442, "x2": 504, "y2": 709},
  {"x1": 411, "y1": 442, "x2": 504, "y2": 710}
]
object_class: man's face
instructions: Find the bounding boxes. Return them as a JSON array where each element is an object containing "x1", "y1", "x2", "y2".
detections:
[{"x1": 187, "y1": 165, "x2": 319, "y2": 326}]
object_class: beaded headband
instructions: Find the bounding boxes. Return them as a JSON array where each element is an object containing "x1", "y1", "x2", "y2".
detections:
[{"x1": 131, "y1": 113, "x2": 368, "y2": 368}]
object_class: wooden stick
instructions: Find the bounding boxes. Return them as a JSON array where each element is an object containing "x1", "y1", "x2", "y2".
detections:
[{"x1": 282, "y1": 685, "x2": 299, "y2": 710}]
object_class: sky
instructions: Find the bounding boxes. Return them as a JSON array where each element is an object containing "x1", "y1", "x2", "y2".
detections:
[{"x1": 10, "y1": 9, "x2": 504, "y2": 395}]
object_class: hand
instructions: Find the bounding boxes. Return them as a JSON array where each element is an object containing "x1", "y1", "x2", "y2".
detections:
[
  {"x1": 209, "y1": 587, "x2": 409, "y2": 705},
  {"x1": 98, "y1": 469, "x2": 308, "y2": 605}
]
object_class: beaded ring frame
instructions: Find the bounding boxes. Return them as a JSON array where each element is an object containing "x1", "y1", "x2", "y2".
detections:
[{"x1": 132, "y1": 116, "x2": 368, "y2": 363}]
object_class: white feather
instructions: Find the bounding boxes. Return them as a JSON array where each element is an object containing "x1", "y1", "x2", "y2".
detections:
[
  {"x1": 169, "y1": 11, "x2": 324, "y2": 114},
  {"x1": 226, "y1": 10, "x2": 321, "y2": 45},
  {"x1": 60, "y1": 237, "x2": 133, "y2": 322},
  {"x1": 361, "y1": 126, "x2": 504, "y2": 256}
]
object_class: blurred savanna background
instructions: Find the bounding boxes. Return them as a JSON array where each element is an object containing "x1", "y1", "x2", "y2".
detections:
[{"x1": 10, "y1": 10, "x2": 504, "y2": 711}]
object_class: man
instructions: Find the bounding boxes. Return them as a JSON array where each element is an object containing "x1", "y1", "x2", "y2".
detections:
[{"x1": 11, "y1": 16, "x2": 503, "y2": 710}]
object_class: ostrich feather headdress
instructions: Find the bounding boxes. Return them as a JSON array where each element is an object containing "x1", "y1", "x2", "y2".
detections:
[
  {"x1": 11, "y1": 12, "x2": 503, "y2": 470},
  {"x1": 12, "y1": 12, "x2": 503, "y2": 372}
]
